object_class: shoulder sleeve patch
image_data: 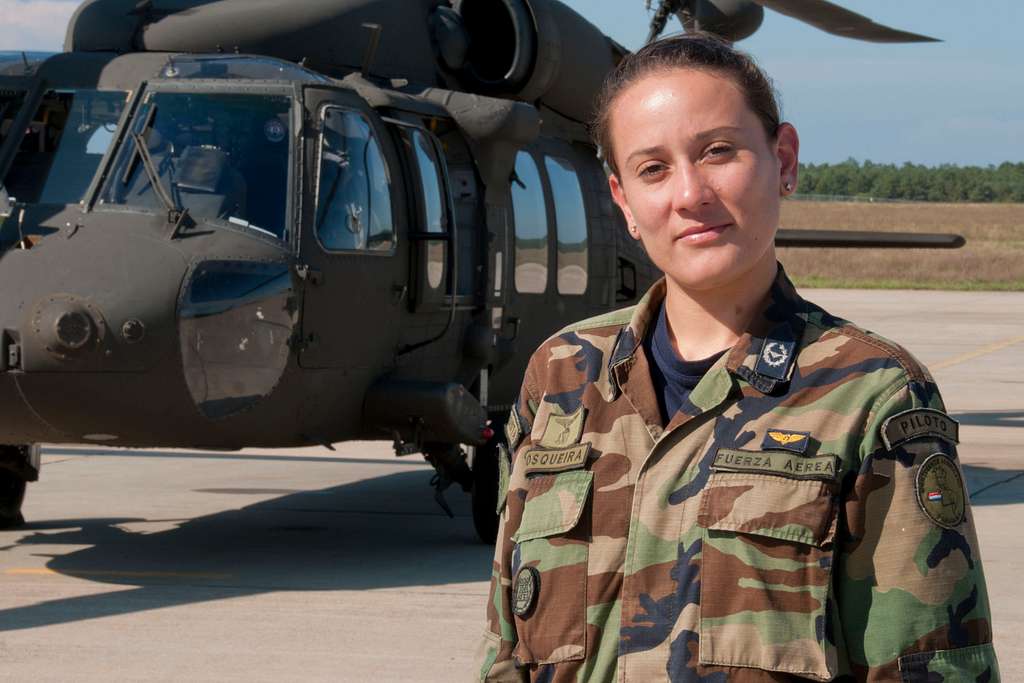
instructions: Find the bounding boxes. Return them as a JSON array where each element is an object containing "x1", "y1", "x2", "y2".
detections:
[
  {"x1": 496, "y1": 443, "x2": 510, "y2": 516},
  {"x1": 915, "y1": 453, "x2": 966, "y2": 528},
  {"x1": 882, "y1": 408, "x2": 959, "y2": 450},
  {"x1": 504, "y1": 409, "x2": 524, "y2": 450}
]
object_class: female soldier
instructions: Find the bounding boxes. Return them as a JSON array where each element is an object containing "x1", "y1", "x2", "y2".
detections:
[{"x1": 477, "y1": 34, "x2": 998, "y2": 681}]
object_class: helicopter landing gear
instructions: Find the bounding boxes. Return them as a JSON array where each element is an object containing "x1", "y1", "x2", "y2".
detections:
[
  {"x1": 422, "y1": 442, "x2": 473, "y2": 519},
  {"x1": 470, "y1": 438, "x2": 500, "y2": 544},
  {"x1": 0, "y1": 444, "x2": 38, "y2": 529}
]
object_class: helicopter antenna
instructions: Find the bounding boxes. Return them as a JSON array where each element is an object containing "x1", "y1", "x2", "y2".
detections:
[{"x1": 360, "y1": 23, "x2": 383, "y2": 77}]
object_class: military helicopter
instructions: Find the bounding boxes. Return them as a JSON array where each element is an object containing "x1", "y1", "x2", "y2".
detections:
[{"x1": 0, "y1": 0, "x2": 959, "y2": 542}]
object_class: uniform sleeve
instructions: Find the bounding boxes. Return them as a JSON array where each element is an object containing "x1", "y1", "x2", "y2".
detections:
[
  {"x1": 837, "y1": 378, "x2": 1000, "y2": 681},
  {"x1": 475, "y1": 361, "x2": 540, "y2": 682}
]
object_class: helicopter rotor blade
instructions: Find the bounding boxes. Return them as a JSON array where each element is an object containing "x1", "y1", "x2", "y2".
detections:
[
  {"x1": 755, "y1": 0, "x2": 940, "y2": 43},
  {"x1": 643, "y1": 0, "x2": 939, "y2": 45},
  {"x1": 775, "y1": 229, "x2": 964, "y2": 249}
]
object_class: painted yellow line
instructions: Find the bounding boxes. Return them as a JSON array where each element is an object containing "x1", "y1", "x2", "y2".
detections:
[
  {"x1": 932, "y1": 334, "x2": 1024, "y2": 371},
  {"x1": 4, "y1": 567, "x2": 232, "y2": 580}
]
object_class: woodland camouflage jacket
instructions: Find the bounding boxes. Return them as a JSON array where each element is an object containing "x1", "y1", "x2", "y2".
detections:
[{"x1": 477, "y1": 267, "x2": 998, "y2": 682}]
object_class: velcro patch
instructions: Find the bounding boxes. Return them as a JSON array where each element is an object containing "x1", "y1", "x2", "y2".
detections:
[
  {"x1": 761, "y1": 429, "x2": 811, "y2": 453},
  {"x1": 505, "y1": 409, "x2": 524, "y2": 450},
  {"x1": 713, "y1": 448, "x2": 838, "y2": 482},
  {"x1": 521, "y1": 443, "x2": 591, "y2": 476},
  {"x1": 538, "y1": 405, "x2": 586, "y2": 449},
  {"x1": 915, "y1": 453, "x2": 966, "y2": 528},
  {"x1": 882, "y1": 408, "x2": 959, "y2": 450}
]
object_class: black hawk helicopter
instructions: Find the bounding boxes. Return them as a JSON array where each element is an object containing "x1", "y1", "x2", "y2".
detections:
[{"x1": 0, "y1": 0, "x2": 958, "y2": 542}]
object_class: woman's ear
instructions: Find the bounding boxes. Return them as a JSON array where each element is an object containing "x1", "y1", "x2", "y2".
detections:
[
  {"x1": 608, "y1": 173, "x2": 640, "y2": 239},
  {"x1": 775, "y1": 122, "x2": 800, "y2": 195}
]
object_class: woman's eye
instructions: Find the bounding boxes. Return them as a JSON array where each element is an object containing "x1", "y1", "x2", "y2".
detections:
[
  {"x1": 704, "y1": 144, "x2": 734, "y2": 160},
  {"x1": 637, "y1": 163, "x2": 666, "y2": 178}
]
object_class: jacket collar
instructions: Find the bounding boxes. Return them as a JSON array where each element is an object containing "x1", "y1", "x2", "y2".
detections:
[{"x1": 608, "y1": 263, "x2": 809, "y2": 398}]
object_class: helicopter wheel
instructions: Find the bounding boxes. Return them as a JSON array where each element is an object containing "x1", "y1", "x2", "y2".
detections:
[
  {"x1": 0, "y1": 469, "x2": 27, "y2": 529},
  {"x1": 470, "y1": 439, "x2": 500, "y2": 544}
]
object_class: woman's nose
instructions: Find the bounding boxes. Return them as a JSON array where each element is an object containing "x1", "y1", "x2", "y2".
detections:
[{"x1": 670, "y1": 165, "x2": 713, "y2": 213}]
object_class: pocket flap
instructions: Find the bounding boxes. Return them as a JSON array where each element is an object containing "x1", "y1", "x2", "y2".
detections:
[
  {"x1": 513, "y1": 470, "x2": 593, "y2": 542},
  {"x1": 698, "y1": 471, "x2": 836, "y2": 546}
]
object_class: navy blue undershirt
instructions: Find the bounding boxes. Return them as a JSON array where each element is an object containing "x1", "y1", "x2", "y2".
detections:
[{"x1": 643, "y1": 303, "x2": 727, "y2": 424}]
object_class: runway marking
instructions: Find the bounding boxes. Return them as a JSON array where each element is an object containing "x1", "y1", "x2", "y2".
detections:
[
  {"x1": 932, "y1": 334, "x2": 1024, "y2": 371},
  {"x1": 3, "y1": 568, "x2": 233, "y2": 580}
]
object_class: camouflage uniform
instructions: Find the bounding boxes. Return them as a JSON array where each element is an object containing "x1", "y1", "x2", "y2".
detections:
[{"x1": 477, "y1": 266, "x2": 998, "y2": 682}]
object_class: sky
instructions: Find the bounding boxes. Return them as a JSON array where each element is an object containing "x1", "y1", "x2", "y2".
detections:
[{"x1": 0, "y1": 0, "x2": 1021, "y2": 166}]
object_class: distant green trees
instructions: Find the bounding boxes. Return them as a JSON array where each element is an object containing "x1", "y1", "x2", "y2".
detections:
[{"x1": 796, "y1": 159, "x2": 1024, "y2": 202}]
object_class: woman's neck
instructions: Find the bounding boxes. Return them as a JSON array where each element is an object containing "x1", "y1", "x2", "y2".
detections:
[{"x1": 662, "y1": 254, "x2": 778, "y2": 361}]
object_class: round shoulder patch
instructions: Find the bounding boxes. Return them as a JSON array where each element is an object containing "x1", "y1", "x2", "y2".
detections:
[
  {"x1": 511, "y1": 566, "x2": 540, "y2": 617},
  {"x1": 915, "y1": 453, "x2": 966, "y2": 528}
]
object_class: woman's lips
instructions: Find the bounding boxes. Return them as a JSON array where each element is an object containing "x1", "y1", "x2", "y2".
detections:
[{"x1": 678, "y1": 222, "x2": 732, "y2": 244}]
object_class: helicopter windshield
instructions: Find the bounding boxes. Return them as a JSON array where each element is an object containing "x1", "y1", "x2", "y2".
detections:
[
  {"x1": 99, "y1": 90, "x2": 292, "y2": 240},
  {"x1": 2, "y1": 89, "x2": 127, "y2": 206}
]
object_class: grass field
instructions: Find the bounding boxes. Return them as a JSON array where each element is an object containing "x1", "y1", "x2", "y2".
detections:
[{"x1": 778, "y1": 201, "x2": 1024, "y2": 290}]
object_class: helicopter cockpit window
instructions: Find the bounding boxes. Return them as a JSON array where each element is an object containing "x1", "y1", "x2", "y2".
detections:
[
  {"x1": 315, "y1": 107, "x2": 394, "y2": 252},
  {"x1": 545, "y1": 155, "x2": 588, "y2": 295},
  {"x1": 2, "y1": 89, "x2": 126, "y2": 205},
  {"x1": 511, "y1": 151, "x2": 548, "y2": 294},
  {"x1": 99, "y1": 91, "x2": 292, "y2": 240}
]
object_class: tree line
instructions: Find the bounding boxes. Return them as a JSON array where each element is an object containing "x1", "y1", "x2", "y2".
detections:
[{"x1": 796, "y1": 159, "x2": 1024, "y2": 202}]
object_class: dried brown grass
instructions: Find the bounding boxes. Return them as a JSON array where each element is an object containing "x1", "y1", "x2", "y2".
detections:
[{"x1": 777, "y1": 202, "x2": 1024, "y2": 290}]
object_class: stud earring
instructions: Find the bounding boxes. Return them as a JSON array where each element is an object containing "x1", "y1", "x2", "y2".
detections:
[{"x1": 783, "y1": 182, "x2": 793, "y2": 193}]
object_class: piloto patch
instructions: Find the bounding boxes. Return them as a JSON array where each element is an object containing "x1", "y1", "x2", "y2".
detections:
[
  {"x1": 538, "y1": 405, "x2": 586, "y2": 449},
  {"x1": 761, "y1": 429, "x2": 811, "y2": 453},
  {"x1": 882, "y1": 408, "x2": 959, "y2": 450},
  {"x1": 522, "y1": 443, "x2": 591, "y2": 476},
  {"x1": 511, "y1": 566, "x2": 540, "y2": 617},
  {"x1": 915, "y1": 453, "x2": 966, "y2": 528}
]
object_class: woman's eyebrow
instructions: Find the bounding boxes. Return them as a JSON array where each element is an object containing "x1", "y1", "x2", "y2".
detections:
[{"x1": 624, "y1": 126, "x2": 746, "y2": 166}]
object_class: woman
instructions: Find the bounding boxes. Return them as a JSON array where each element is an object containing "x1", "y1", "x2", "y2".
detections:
[{"x1": 477, "y1": 34, "x2": 998, "y2": 682}]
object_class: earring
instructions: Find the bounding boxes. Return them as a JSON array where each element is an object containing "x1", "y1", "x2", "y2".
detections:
[{"x1": 783, "y1": 182, "x2": 793, "y2": 193}]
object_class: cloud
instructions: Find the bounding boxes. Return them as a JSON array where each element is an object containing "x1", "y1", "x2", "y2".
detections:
[{"x1": 0, "y1": 1, "x2": 79, "y2": 52}]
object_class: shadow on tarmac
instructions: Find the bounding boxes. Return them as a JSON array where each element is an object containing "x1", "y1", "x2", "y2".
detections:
[
  {"x1": 0, "y1": 469, "x2": 493, "y2": 633},
  {"x1": 964, "y1": 465, "x2": 1024, "y2": 506}
]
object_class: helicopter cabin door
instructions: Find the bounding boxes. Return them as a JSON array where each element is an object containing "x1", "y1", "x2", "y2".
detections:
[{"x1": 297, "y1": 88, "x2": 406, "y2": 371}]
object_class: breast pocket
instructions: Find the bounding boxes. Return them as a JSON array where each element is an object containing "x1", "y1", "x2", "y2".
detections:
[
  {"x1": 696, "y1": 469, "x2": 839, "y2": 681},
  {"x1": 511, "y1": 469, "x2": 592, "y2": 666}
]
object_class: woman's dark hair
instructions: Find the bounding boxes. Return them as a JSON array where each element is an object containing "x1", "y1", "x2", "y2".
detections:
[{"x1": 591, "y1": 33, "x2": 781, "y2": 176}]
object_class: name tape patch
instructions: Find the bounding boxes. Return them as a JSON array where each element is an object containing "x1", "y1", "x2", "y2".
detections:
[
  {"x1": 713, "y1": 448, "x2": 838, "y2": 482},
  {"x1": 761, "y1": 429, "x2": 811, "y2": 454},
  {"x1": 522, "y1": 443, "x2": 591, "y2": 476},
  {"x1": 882, "y1": 408, "x2": 959, "y2": 450}
]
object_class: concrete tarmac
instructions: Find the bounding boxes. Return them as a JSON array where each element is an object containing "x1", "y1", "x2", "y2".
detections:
[{"x1": 0, "y1": 288, "x2": 1021, "y2": 681}]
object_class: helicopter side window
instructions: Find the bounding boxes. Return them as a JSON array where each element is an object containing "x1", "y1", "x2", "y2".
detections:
[
  {"x1": 315, "y1": 107, "x2": 394, "y2": 252},
  {"x1": 99, "y1": 91, "x2": 291, "y2": 240},
  {"x1": 406, "y1": 128, "x2": 448, "y2": 290},
  {"x1": 2, "y1": 89, "x2": 126, "y2": 205},
  {"x1": 545, "y1": 155, "x2": 588, "y2": 295},
  {"x1": 511, "y1": 151, "x2": 548, "y2": 294},
  {"x1": 0, "y1": 90, "x2": 27, "y2": 146}
]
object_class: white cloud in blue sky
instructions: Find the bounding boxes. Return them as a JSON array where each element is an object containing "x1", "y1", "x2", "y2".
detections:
[{"x1": 1, "y1": 0, "x2": 1020, "y2": 164}]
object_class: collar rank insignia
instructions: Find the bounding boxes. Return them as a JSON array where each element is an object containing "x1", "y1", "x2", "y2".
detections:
[
  {"x1": 538, "y1": 405, "x2": 586, "y2": 449},
  {"x1": 755, "y1": 334, "x2": 797, "y2": 381},
  {"x1": 761, "y1": 429, "x2": 811, "y2": 454}
]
